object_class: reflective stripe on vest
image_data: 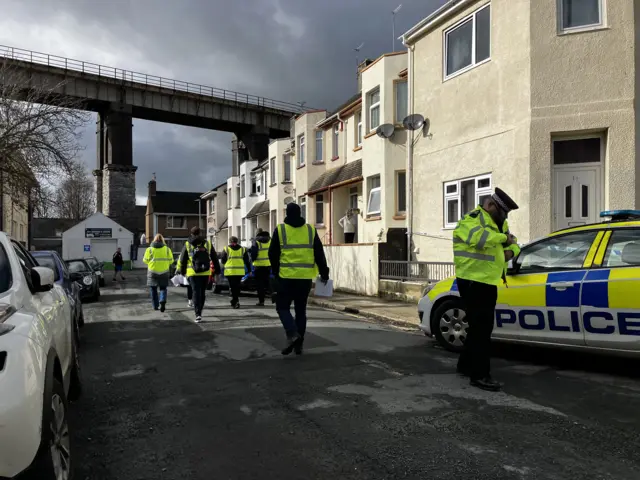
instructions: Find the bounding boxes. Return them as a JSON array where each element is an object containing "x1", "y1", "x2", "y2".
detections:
[
  {"x1": 146, "y1": 245, "x2": 173, "y2": 274},
  {"x1": 224, "y1": 246, "x2": 245, "y2": 276},
  {"x1": 253, "y1": 240, "x2": 271, "y2": 267},
  {"x1": 278, "y1": 223, "x2": 317, "y2": 279},
  {"x1": 185, "y1": 241, "x2": 212, "y2": 277}
]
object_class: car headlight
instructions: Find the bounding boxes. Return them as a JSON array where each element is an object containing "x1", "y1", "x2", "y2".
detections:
[{"x1": 83, "y1": 276, "x2": 93, "y2": 286}]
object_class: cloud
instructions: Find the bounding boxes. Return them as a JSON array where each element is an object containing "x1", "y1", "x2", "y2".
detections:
[{"x1": 1, "y1": 0, "x2": 445, "y2": 198}]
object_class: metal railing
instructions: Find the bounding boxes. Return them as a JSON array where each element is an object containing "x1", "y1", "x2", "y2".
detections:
[
  {"x1": 380, "y1": 260, "x2": 455, "y2": 283},
  {"x1": 0, "y1": 45, "x2": 308, "y2": 113}
]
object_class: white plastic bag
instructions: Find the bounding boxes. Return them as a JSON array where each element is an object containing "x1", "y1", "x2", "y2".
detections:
[
  {"x1": 314, "y1": 278, "x2": 333, "y2": 298},
  {"x1": 171, "y1": 274, "x2": 188, "y2": 287}
]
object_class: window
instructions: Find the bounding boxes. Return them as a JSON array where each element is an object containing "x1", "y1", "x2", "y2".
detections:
[
  {"x1": 367, "y1": 175, "x2": 382, "y2": 216},
  {"x1": 603, "y1": 230, "x2": 640, "y2": 267},
  {"x1": 11, "y1": 221, "x2": 17, "y2": 237},
  {"x1": 298, "y1": 134, "x2": 305, "y2": 167},
  {"x1": 445, "y1": 4, "x2": 490, "y2": 78},
  {"x1": 34, "y1": 255, "x2": 60, "y2": 282},
  {"x1": 333, "y1": 125, "x2": 339, "y2": 158},
  {"x1": 270, "y1": 157, "x2": 276, "y2": 185},
  {"x1": 559, "y1": 0, "x2": 602, "y2": 31},
  {"x1": 315, "y1": 131, "x2": 323, "y2": 162},
  {"x1": 236, "y1": 226, "x2": 241, "y2": 242},
  {"x1": 396, "y1": 171, "x2": 407, "y2": 214},
  {"x1": 349, "y1": 186, "x2": 359, "y2": 210},
  {"x1": 240, "y1": 175, "x2": 246, "y2": 198},
  {"x1": 228, "y1": 190, "x2": 232, "y2": 209},
  {"x1": 0, "y1": 243, "x2": 12, "y2": 294},
  {"x1": 356, "y1": 112, "x2": 363, "y2": 146},
  {"x1": 553, "y1": 137, "x2": 601, "y2": 164},
  {"x1": 166, "y1": 216, "x2": 186, "y2": 229},
  {"x1": 270, "y1": 210, "x2": 277, "y2": 231},
  {"x1": 299, "y1": 196, "x2": 307, "y2": 220},
  {"x1": 368, "y1": 88, "x2": 380, "y2": 131},
  {"x1": 443, "y1": 174, "x2": 492, "y2": 228},
  {"x1": 235, "y1": 185, "x2": 240, "y2": 208},
  {"x1": 516, "y1": 231, "x2": 598, "y2": 273},
  {"x1": 395, "y1": 81, "x2": 408, "y2": 123},
  {"x1": 315, "y1": 194, "x2": 324, "y2": 225},
  {"x1": 209, "y1": 198, "x2": 215, "y2": 214},
  {"x1": 283, "y1": 154, "x2": 292, "y2": 182},
  {"x1": 242, "y1": 219, "x2": 246, "y2": 241},
  {"x1": 251, "y1": 174, "x2": 257, "y2": 195}
]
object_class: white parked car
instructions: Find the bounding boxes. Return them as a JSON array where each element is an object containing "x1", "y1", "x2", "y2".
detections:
[{"x1": 0, "y1": 233, "x2": 82, "y2": 479}]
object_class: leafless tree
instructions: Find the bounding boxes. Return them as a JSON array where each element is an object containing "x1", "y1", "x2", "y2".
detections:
[
  {"x1": 0, "y1": 57, "x2": 90, "y2": 200},
  {"x1": 52, "y1": 162, "x2": 95, "y2": 221}
]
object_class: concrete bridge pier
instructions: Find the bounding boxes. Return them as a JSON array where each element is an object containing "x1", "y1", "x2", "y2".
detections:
[
  {"x1": 238, "y1": 125, "x2": 271, "y2": 163},
  {"x1": 93, "y1": 104, "x2": 137, "y2": 230}
]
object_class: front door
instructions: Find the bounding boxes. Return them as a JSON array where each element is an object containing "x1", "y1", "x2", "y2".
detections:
[{"x1": 554, "y1": 167, "x2": 601, "y2": 231}]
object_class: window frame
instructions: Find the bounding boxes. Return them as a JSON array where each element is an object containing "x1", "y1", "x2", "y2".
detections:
[
  {"x1": 558, "y1": 0, "x2": 604, "y2": 33},
  {"x1": 166, "y1": 216, "x2": 187, "y2": 229},
  {"x1": 332, "y1": 124, "x2": 339, "y2": 159},
  {"x1": 283, "y1": 154, "x2": 292, "y2": 182},
  {"x1": 443, "y1": 3, "x2": 491, "y2": 80},
  {"x1": 240, "y1": 174, "x2": 246, "y2": 198},
  {"x1": 443, "y1": 173, "x2": 492, "y2": 229},
  {"x1": 395, "y1": 170, "x2": 407, "y2": 215},
  {"x1": 368, "y1": 88, "x2": 381, "y2": 132},
  {"x1": 299, "y1": 195, "x2": 307, "y2": 220},
  {"x1": 349, "y1": 186, "x2": 359, "y2": 210},
  {"x1": 0, "y1": 242, "x2": 12, "y2": 294},
  {"x1": 298, "y1": 134, "x2": 305, "y2": 167},
  {"x1": 315, "y1": 194, "x2": 324, "y2": 225},
  {"x1": 250, "y1": 173, "x2": 258, "y2": 196},
  {"x1": 315, "y1": 130, "x2": 323, "y2": 163},
  {"x1": 367, "y1": 175, "x2": 382, "y2": 217},
  {"x1": 394, "y1": 80, "x2": 408, "y2": 125},
  {"x1": 356, "y1": 112, "x2": 363, "y2": 147},
  {"x1": 269, "y1": 157, "x2": 276, "y2": 185}
]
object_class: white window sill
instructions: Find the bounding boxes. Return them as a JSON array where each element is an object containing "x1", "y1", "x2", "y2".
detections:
[
  {"x1": 443, "y1": 58, "x2": 491, "y2": 83},
  {"x1": 165, "y1": 227, "x2": 186, "y2": 230},
  {"x1": 558, "y1": 25, "x2": 608, "y2": 36}
]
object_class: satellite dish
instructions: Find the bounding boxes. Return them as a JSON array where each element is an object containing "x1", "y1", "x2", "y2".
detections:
[
  {"x1": 376, "y1": 123, "x2": 395, "y2": 139},
  {"x1": 284, "y1": 196, "x2": 294, "y2": 205},
  {"x1": 283, "y1": 185, "x2": 294, "y2": 195},
  {"x1": 402, "y1": 113, "x2": 425, "y2": 131},
  {"x1": 208, "y1": 227, "x2": 215, "y2": 234}
]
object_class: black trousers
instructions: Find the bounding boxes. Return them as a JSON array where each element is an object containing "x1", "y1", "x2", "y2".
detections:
[
  {"x1": 255, "y1": 267, "x2": 271, "y2": 303},
  {"x1": 275, "y1": 279, "x2": 312, "y2": 338},
  {"x1": 344, "y1": 232, "x2": 355, "y2": 244},
  {"x1": 188, "y1": 276, "x2": 208, "y2": 316},
  {"x1": 227, "y1": 276, "x2": 242, "y2": 305},
  {"x1": 456, "y1": 278, "x2": 498, "y2": 380}
]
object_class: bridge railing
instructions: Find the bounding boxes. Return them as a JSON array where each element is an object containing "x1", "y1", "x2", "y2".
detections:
[{"x1": 0, "y1": 45, "x2": 306, "y2": 113}]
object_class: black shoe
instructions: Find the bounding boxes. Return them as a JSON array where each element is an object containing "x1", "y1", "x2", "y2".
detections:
[
  {"x1": 456, "y1": 367, "x2": 470, "y2": 377},
  {"x1": 154, "y1": 306, "x2": 159, "y2": 311},
  {"x1": 294, "y1": 336, "x2": 304, "y2": 355},
  {"x1": 256, "y1": 301, "x2": 265, "y2": 307},
  {"x1": 281, "y1": 336, "x2": 300, "y2": 356},
  {"x1": 233, "y1": 303, "x2": 240, "y2": 309},
  {"x1": 470, "y1": 377, "x2": 502, "y2": 392},
  {"x1": 160, "y1": 302, "x2": 166, "y2": 313}
]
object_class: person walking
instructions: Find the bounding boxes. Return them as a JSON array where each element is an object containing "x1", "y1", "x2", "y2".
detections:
[
  {"x1": 179, "y1": 226, "x2": 220, "y2": 323},
  {"x1": 112, "y1": 247, "x2": 126, "y2": 281},
  {"x1": 221, "y1": 236, "x2": 251, "y2": 309},
  {"x1": 174, "y1": 257, "x2": 194, "y2": 307},
  {"x1": 250, "y1": 228, "x2": 272, "y2": 306},
  {"x1": 143, "y1": 234, "x2": 173, "y2": 312},
  {"x1": 269, "y1": 202, "x2": 330, "y2": 356},
  {"x1": 453, "y1": 188, "x2": 520, "y2": 392}
]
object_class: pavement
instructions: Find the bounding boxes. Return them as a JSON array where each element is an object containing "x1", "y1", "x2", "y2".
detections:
[{"x1": 71, "y1": 270, "x2": 640, "y2": 480}]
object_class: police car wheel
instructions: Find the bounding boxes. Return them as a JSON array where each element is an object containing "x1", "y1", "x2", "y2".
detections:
[{"x1": 432, "y1": 298, "x2": 468, "y2": 353}]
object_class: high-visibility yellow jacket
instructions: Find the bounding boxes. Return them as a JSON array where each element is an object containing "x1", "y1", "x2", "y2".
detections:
[
  {"x1": 224, "y1": 246, "x2": 246, "y2": 276},
  {"x1": 184, "y1": 240, "x2": 213, "y2": 277},
  {"x1": 143, "y1": 244, "x2": 173, "y2": 275},
  {"x1": 453, "y1": 207, "x2": 521, "y2": 286},
  {"x1": 253, "y1": 240, "x2": 271, "y2": 267},
  {"x1": 277, "y1": 223, "x2": 318, "y2": 279}
]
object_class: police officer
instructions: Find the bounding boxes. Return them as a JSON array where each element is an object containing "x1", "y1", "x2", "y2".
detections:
[
  {"x1": 453, "y1": 188, "x2": 520, "y2": 391},
  {"x1": 251, "y1": 228, "x2": 272, "y2": 306},
  {"x1": 143, "y1": 234, "x2": 173, "y2": 312},
  {"x1": 269, "y1": 202, "x2": 330, "y2": 356},
  {"x1": 179, "y1": 226, "x2": 220, "y2": 323},
  {"x1": 221, "y1": 236, "x2": 251, "y2": 309}
]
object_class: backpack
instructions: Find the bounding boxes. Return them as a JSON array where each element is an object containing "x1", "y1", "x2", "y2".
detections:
[{"x1": 190, "y1": 243, "x2": 210, "y2": 273}]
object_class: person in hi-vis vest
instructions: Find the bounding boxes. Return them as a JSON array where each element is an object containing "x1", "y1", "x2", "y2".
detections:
[
  {"x1": 250, "y1": 228, "x2": 272, "y2": 306},
  {"x1": 220, "y1": 236, "x2": 251, "y2": 309},
  {"x1": 143, "y1": 234, "x2": 173, "y2": 312},
  {"x1": 268, "y1": 202, "x2": 330, "y2": 356},
  {"x1": 178, "y1": 226, "x2": 220, "y2": 323}
]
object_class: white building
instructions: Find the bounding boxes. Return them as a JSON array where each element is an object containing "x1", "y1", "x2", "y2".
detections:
[{"x1": 62, "y1": 213, "x2": 133, "y2": 266}]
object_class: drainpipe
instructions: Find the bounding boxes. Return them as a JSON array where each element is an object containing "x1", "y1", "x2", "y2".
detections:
[
  {"x1": 405, "y1": 43, "x2": 414, "y2": 261},
  {"x1": 328, "y1": 185, "x2": 333, "y2": 244}
]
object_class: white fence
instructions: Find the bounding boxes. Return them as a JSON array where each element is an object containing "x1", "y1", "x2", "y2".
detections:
[{"x1": 324, "y1": 243, "x2": 379, "y2": 296}]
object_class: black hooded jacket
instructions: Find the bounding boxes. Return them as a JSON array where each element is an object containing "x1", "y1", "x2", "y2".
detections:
[
  {"x1": 268, "y1": 208, "x2": 329, "y2": 280},
  {"x1": 179, "y1": 234, "x2": 220, "y2": 276},
  {"x1": 250, "y1": 230, "x2": 271, "y2": 262}
]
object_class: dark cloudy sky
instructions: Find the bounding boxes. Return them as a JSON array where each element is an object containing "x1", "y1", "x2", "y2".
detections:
[{"x1": 2, "y1": 0, "x2": 444, "y2": 204}]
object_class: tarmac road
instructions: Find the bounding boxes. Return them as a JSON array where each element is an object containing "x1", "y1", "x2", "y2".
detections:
[{"x1": 70, "y1": 271, "x2": 640, "y2": 480}]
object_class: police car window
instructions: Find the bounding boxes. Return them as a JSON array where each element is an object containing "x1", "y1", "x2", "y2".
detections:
[
  {"x1": 603, "y1": 230, "x2": 640, "y2": 267},
  {"x1": 517, "y1": 231, "x2": 598, "y2": 272}
]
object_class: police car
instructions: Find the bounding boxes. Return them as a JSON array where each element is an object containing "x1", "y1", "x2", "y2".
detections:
[{"x1": 418, "y1": 210, "x2": 640, "y2": 356}]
